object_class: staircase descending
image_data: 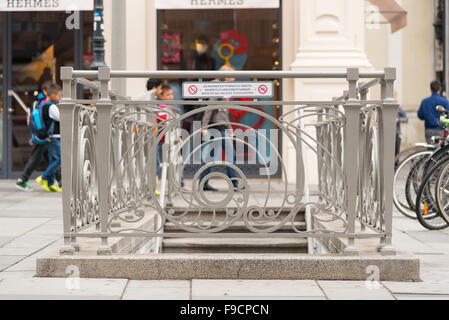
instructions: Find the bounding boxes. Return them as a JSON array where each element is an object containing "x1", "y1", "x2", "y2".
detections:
[{"x1": 161, "y1": 208, "x2": 308, "y2": 254}]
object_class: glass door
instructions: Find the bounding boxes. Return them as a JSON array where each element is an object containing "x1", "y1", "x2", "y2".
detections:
[
  {"x1": 9, "y1": 12, "x2": 75, "y2": 175},
  {"x1": 0, "y1": 13, "x2": 4, "y2": 177}
]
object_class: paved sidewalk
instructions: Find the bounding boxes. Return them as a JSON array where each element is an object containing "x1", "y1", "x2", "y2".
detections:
[{"x1": 0, "y1": 179, "x2": 449, "y2": 300}]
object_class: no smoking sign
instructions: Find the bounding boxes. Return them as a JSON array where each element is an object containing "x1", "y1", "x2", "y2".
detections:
[
  {"x1": 183, "y1": 81, "x2": 274, "y2": 99},
  {"x1": 188, "y1": 85, "x2": 198, "y2": 95}
]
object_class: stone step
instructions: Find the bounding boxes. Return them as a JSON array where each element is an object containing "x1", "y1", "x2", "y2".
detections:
[
  {"x1": 36, "y1": 254, "x2": 421, "y2": 281},
  {"x1": 162, "y1": 237, "x2": 308, "y2": 254},
  {"x1": 164, "y1": 221, "x2": 307, "y2": 233}
]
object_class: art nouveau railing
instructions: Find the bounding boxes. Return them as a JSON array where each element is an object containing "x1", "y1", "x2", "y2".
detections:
[{"x1": 58, "y1": 67, "x2": 398, "y2": 256}]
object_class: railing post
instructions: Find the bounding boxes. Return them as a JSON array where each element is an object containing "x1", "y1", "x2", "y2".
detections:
[
  {"x1": 343, "y1": 68, "x2": 361, "y2": 256},
  {"x1": 96, "y1": 67, "x2": 113, "y2": 255},
  {"x1": 59, "y1": 67, "x2": 76, "y2": 255},
  {"x1": 358, "y1": 85, "x2": 368, "y2": 233},
  {"x1": 378, "y1": 68, "x2": 397, "y2": 255}
]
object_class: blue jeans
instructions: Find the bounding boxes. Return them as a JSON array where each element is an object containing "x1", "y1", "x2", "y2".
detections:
[
  {"x1": 156, "y1": 142, "x2": 162, "y2": 179},
  {"x1": 200, "y1": 130, "x2": 239, "y2": 187},
  {"x1": 42, "y1": 138, "x2": 61, "y2": 186}
]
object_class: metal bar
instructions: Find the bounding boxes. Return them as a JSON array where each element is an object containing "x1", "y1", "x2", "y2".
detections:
[
  {"x1": 378, "y1": 67, "x2": 397, "y2": 256},
  {"x1": 72, "y1": 100, "x2": 387, "y2": 106},
  {"x1": 7, "y1": 90, "x2": 30, "y2": 114},
  {"x1": 358, "y1": 79, "x2": 380, "y2": 91},
  {"x1": 342, "y1": 68, "x2": 361, "y2": 256},
  {"x1": 59, "y1": 67, "x2": 76, "y2": 255},
  {"x1": 64, "y1": 232, "x2": 385, "y2": 239},
  {"x1": 71, "y1": 70, "x2": 386, "y2": 79}
]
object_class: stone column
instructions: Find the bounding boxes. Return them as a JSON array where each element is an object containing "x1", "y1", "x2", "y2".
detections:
[{"x1": 285, "y1": 0, "x2": 373, "y2": 187}]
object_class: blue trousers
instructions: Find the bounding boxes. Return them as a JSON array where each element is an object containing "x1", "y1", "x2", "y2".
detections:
[{"x1": 42, "y1": 138, "x2": 61, "y2": 186}]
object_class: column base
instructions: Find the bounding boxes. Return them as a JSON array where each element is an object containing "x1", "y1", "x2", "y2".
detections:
[
  {"x1": 59, "y1": 246, "x2": 75, "y2": 256},
  {"x1": 378, "y1": 245, "x2": 396, "y2": 256},
  {"x1": 97, "y1": 245, "x2": 113, "y2": 256},
  {"x1": 71, "y1": 242, "x2": 80, "y2": 252},
  {"x1": 343, "y1": 246, "x2": 359, "y2": 256}
]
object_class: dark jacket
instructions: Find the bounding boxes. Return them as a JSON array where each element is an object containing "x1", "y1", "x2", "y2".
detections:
[{"x1": 418, "y1": 93, "x2": 449, "y2": 129}]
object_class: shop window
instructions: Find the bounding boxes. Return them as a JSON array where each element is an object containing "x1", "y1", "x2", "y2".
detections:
[{"x1": 158, "y1": 8, "x2": 281, "y2": 176}]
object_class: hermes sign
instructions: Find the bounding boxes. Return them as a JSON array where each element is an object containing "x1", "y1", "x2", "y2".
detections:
[{"x1": 0, "y1": 0, "x2": 94, "y2": 11}]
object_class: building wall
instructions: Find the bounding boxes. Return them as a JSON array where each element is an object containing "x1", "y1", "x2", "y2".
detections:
[{"x1": 401, "y1": 0, "x2": 434, "y2": 146}]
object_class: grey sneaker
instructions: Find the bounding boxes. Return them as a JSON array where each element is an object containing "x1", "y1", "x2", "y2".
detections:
[{"x1": 16, "y1": 179, "x2": 33, "y2": 192}]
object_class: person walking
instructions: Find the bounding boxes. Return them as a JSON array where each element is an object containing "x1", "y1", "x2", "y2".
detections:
[
  {"x1": 199, "y1": 65, "x2": 240, "y2": 192},
  {"x1": 133, "y1": 78, "x2": 162, "y2": 101},
  {"x1": 157, "y1": 85, "x2": 191, "y2": 193},
  {"x1": 395, "y1": 91, "x2": 408, "y2": 158},
  {"x1": 35, "y1": 83, "x2": 62, "y2": 193},
  {"x1": 418, "y1": 80, "x2": 449, "y2": 143},
  {"x1": 16, "y1": 81, "x2": 51, "y2": 191}
]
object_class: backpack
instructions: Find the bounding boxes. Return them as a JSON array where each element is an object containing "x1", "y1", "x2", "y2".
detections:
[{"x1": 29, "y1": 101, "x2": 55, "y2": 145}]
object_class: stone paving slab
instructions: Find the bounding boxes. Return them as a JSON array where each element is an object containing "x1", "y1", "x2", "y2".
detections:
[
  {"x1": 123, "y1": 280, "x2": 190, "y2": 300},
  {"x1": 0, "y1": 248, "x2": 39, "y2": 256},
  {"x1": 395, "y1": 294, "x2": 449, "y2": 300},
  {"x1": 0, "y1": 237, "x2": 13, "y2": 247},
  {"x1": 383, "y1": 281, "x2": 449, "y2": 295},
  {"x1": 0, "y1": 256, "x2": 27, "y2": 271},
  {"x1": 0, "y1": 278, "x2": 128, "y2": 300},
  {"x1": 0, "y1": 271, "x2": 36, "y2": 280},
  {"x1": 317, "y1": 281, "x2": 394, "y2": 300},
  {"x1": 0, "y1": 218, "x2": 50, "y2": 237},
  {"x1": 0, "y1": 210, "x2": 61, "y2": 219},
  {"x1": 191, "y1": 280, "x2": 324, "y2": 300}
]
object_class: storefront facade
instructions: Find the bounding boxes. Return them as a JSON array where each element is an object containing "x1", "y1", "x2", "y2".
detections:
[
  {"x1": 0, "y1": 5, "x2": 93, "y2": 179},
  {"x1": 1, "y1": 0, "x2": 441, "y2": 182}
]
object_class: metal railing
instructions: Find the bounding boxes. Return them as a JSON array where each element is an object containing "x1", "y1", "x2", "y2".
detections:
[{"x1": 58, "y1": 67, "x2": 398, "y2": 256}]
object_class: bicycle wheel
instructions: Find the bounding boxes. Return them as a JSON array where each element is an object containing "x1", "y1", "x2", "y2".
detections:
[
  {"x1": 405, "y1": 146, "x2": 449, "y2": 212},
  {"x1": 435, "y1": 160, "x2": 449, "y2": 224},
  {"x1": 393, "y1": 150, "x2": 433, "y2": 219},
  {"x1": 415, "y1": 156, "x2": 449, "y2": 230},
  {"x1": 404, "y1": 153, "x2": 432, "y2": 213}
]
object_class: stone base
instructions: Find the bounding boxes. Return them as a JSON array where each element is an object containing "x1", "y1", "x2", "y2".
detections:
[{"x1": 36, "y1": 254, "x2": 420, "y2": 282}]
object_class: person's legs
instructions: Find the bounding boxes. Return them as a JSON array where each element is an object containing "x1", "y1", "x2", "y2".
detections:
[
  {"x1": 156, "y1": 142, "x2": 162, "y2": 179},
  {"x1": 425, "y1": 129, "x2": 444, "y2": 144},
  {"x1": 42, "y1": 139, "x2": 61, "y2": 187},
  {"x1": 20, "y1": 143, "x2": 47, "y2": 182},
  {"x1": 199, "y1": 133, "x2": 217, "y2": 190},
  {"x1": 55, "y1": 166, "x2": 62, "y2": 187},
  {"x1": 222, "y1": 131, "x2": 239, "y2": 187},
  {"x1": 395, "y1": 134, "x2": 401, "y2": 158}
]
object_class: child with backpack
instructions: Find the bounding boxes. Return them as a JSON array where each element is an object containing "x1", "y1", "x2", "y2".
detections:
[
  {"x1": 34, "y1": 83, "x2": 63, "y2": 193},
  {"x1": 16, "y1": 81, "x2": 52, "y2": 191}
]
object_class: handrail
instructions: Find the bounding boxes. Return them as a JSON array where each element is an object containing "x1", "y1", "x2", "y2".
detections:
[
  {"x1": 71, "y1": 70, "x2": 387, "y2": 79},
  {"x1": 8, "y1": 90, "x2": 30, "y2": 114}
]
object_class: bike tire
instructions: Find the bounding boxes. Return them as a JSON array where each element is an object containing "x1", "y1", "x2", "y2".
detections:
[
  {"x1": 415, "y1": 155, "x2": 449, "y2": 230},
  {"x1": 393, "y1": 150, "x2": 433, "y2": 219}
]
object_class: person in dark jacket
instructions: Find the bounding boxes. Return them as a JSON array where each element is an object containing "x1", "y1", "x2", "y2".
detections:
[
  {"x1": 16, "y1": 81, "x2": 51, "y2": 191},
  {"x1": 417, "y1": 80, "x2": 449, "y2": 143},
  {"x1": 395, "y1": 91, "x2": 408, "y2": 157}
]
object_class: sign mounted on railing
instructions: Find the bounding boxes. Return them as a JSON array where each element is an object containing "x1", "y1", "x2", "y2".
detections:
[
  {"x1": 155, "y1": 0, "x2": 279, "y2": 9},
  {"x1": 0, "y1": 0, "x2": 94, "y2": 11},
  {"x1": 182, "y1": 81, "x2": 274, "y2": 99}
]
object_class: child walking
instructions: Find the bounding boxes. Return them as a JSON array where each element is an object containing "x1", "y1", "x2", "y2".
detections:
[
  {"x1": 35, "y1": 83, "x2": 62, "y2": 193},
  {"x1": 16, "y1": 81, "x2": 51, "y2": 191},
  {"x1": 158, "y1": 85, "x2": 191, "y2": 193}
]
